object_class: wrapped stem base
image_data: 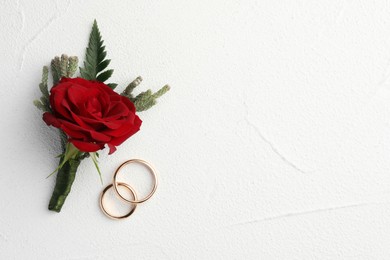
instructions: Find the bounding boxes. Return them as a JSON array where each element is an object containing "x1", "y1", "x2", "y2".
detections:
[{"x1": 48, "y1": 158, "x2": 82, "y2": 212}]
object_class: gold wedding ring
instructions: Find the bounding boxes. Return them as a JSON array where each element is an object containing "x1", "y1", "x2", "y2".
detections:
[
  {"x1": 99, "y1": 182, "x2": 138, "y2": 220},
  {"x1": 99, "y1": 159, "x2": 158, "y2": 220},
  {"x1": 113, "y1": 159, "x2": 158, "y2": 204}
]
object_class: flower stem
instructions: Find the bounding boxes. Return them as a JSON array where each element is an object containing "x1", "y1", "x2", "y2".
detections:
[{"x1": 48, "y1": 157, "x2": 82, "y2": 212}]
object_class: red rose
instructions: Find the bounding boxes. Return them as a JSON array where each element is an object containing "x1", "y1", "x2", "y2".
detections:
[{"x1": 43, "y1": 77, "x2": 142, "y2": 154}]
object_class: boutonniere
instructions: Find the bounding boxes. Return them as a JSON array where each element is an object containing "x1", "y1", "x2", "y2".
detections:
[{"x1": 34, "y1": 20, "x2": 169, "y2": 213}]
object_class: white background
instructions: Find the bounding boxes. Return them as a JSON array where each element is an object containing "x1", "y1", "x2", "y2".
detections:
[{"x1": 1, "y1": 0, "x2": 390, "y2": 259}]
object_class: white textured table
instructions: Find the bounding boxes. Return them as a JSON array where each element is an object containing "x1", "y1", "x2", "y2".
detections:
[{"x1": 1, "y1": 1, "x2": 390, "y2": 259}]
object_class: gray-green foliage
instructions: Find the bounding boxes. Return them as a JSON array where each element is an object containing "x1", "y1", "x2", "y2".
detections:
[
  {"x1": 67, "y1": 56, "x2": 79, "y2": 77},
  {"x1": 79, "y1": 20, "x2": 114, "y2": 86},
  {"x1": 33, "y1": 66, "x2": 51, "y2": 112},
  {"x1": 35, "y1": 55, "x2": 79, "y2": 112},
  {"x1": 51, "y1": 54, "x2": 79, "y2": 85},
  {"x1": 121, "y1": 77, "x2": 170, "y2": 112},
  {"x1": 51, "y1": 57, "x2": 61, "y2": 85},
  {"x1": 121, "y1": 76, "x2": 143, "y2": 99},
  {"x1": 133, "y1": 84, "x2": 170, "y2": 112}
]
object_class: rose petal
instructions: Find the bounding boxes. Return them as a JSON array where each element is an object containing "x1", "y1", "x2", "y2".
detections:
[
  {"x1": 42, "y1": 112, "x2": 61, "y2": 128},
  {"x1": 107, "y1": 143, "x2": 117, "y2": 155},
  {"x1": 50, "y1": 84, "x2": 73, "y2": 120},
  {"x1": 89, "y1": 130, "x2": 111, "y2": 142},
  {"x1": 69, "y1": 139, "x2": 103, "y2": 152},
  {"x1": 109, "y1": 115, "x2": 142, "y2": 145},
  {"x1": 60, "y1": 120, "x2": 90, "y2": 139}
]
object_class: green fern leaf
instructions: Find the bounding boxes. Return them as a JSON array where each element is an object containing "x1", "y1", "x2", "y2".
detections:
[
  {"x1": 107, "y1": 83, "x2": 118, "y2": 89},
  {"x1": 96, "y1": 69, "x2": 113, "y2": 82},
  {"x1": 80, "y1": 20, "x2": 113, "y2": 82},
  {"x1": 96, "y1": 59, "x2": 111, "y2": 72}
]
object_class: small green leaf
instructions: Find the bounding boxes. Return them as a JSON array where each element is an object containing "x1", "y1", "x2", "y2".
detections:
[
  {"x1": 98, "y1": 50, "x2": 107, "y2": 62},
  {"x1": 55, "y1": 153, "x2": 64, "y2": 158},
  {"x1": 90, "y1": 152, "x2": 103, "y2": 184},
  {"x1": 97, "y1": 59, "x2": 111, "y2": 72},
  {"x1": 46, "y1": 143, "x2": 80, "y2": 178},
  {"x1": 96, "y1": 69, "x2": 113, "y2": 82},
  {"x1": 107, "y1": 83, "x2": 118, "y2": 89}
]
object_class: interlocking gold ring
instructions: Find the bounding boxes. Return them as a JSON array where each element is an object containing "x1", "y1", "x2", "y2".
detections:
[
  {"x1": 99, "y1": 182, "x2": 138, "y2": 220},
  {"x1": 113, "y1": 159, "x2": 158, "y2": 204}
]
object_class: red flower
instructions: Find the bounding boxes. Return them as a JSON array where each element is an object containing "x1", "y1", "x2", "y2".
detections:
[{"x1": 43, "y1": 78, "x2": 142, "y2": 154}]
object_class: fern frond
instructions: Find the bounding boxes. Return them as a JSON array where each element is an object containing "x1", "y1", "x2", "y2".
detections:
[
  {"x1": 107, "y1": 83, "x2": 118, "y2": 89},
  {"x1": 80, "y1": 20, "x2": 113, "y2": 83}
]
